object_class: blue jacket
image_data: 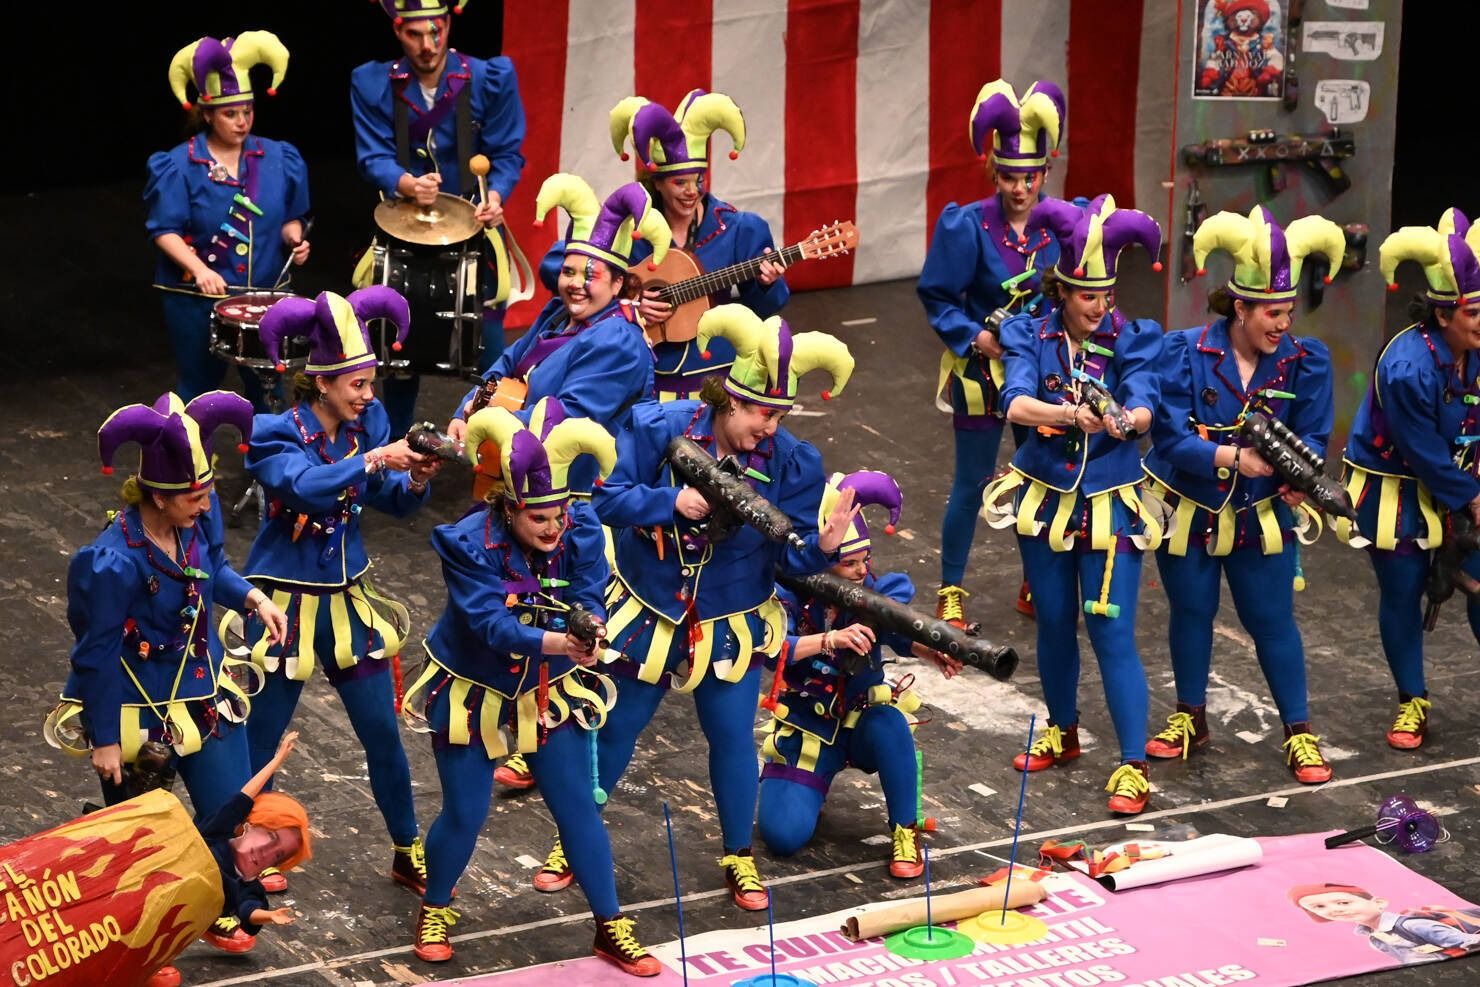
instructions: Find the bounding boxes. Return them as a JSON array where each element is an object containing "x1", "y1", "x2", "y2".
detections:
[
  {"x1": 1344, "y1": 322, "x2": 1480, "y2": 511},
  {"x1": 350, "y1": 51, "x2": 525, "y2": 200},
  {"x1": 145, "y1": 135, "x2": 309, "y2": 290},
  {"x1": 1000, "y1": 309, "x2": 1163, "y2": 494},
  {"x1": 424, "y1": 503, "x2": 607, "y2": 696},
  {"x1": 1144, "y1": 320, "x2": 1333, "y2": 511},
  {"x1": 774, "y1": 571, "x2": 915, "y2": 743},
  {"x1": 593, "y1": 400, "x2": 836, "y2": 622},
  {"x1": 628, "y1": 193, "x2": 789, "y2": 380},
  {"x1": 63, "y1": 492, "x2": 254, "y2": 747},
  {"x1": 244, "y1": 401, "x2": 428, "y2": 588}
]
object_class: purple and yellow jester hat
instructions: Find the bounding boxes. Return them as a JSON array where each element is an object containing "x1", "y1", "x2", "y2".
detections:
[
  {"x1": 969, "y1": 79, "x2": 1066, "y2": 172},
  {"x1": 1379, "y1": 207, "x2": 1480, "y2": 306},
  {"x1": 1032, "y1": 194, "x2": 1164, "y2": 289},
  {"x1": 820, "y1": 470, "x2": 903, "y2": 557},
  {"x1": 259, "y1": 287, "x2": 410, "y2": 375},
  {"x1": 168, "y1": 31, "x2": 289, "y2": 110},
  {"x1": 609, "y1": 89, "x2": 746, "y2": 177},
  {"x1": 98, "y1": 391, "x2": 253, "y2": 491},
  {"x1": 1194, "y1": 206, "x2": 1346, "y2": 303},
  {"x1": 375, "y1": 0, "x2": 467, "y2": 24},
  {"x1": 535, "y1": 174, "x2": 673, "y2": 272},
  {"x1": 464, "y1": 398, "x2": 617, "y2": 507},
  {"x1": 697, "y1": 304, "x2": 854, "y2": 411}
]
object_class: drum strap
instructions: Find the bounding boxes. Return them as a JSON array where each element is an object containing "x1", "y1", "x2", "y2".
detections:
[
  {"x1": 455, "y1": 80, "x2": 474, "y2": 197},
  {"x1": 393, "y1": 86, "x2": 411, "y2": 177}
]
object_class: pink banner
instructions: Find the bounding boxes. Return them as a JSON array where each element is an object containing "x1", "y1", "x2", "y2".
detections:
[{"x1": 436, "y1": 833, "x2": 1480, "y2": 987}]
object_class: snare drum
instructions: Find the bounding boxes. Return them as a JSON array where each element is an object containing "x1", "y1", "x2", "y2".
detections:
[
  {"x1": 211, "y1": 292, "x2": 309, "y2": 370},
  {"x1": 370, "y1": 243, "x2": 482, "y2": 377}
]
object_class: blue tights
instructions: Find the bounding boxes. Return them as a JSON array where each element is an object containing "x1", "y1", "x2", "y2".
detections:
[
  {"x1": 1367, "y1": 547, "x2": 1480, "y2": 698},
  {"x1": 598, "y1": 665, "x2": 764, "y2": 853},
  {"x1": 941, "y1": 424, "x2": 1005, "y2": 586},
  {"x1": 1018, "y1": 538, "x2": 1148, "y2": 762},
  {"x1": 758, "y1": 705, "x2": 919, "y2": 856},
  {"x1": 1155, "y1": 547, "x2": 1309, "y2": 723},
  {"x1": 246, "y1": 665, "x2": 418, "y2": 846},
  {"x1": 424, "y1": 724, "x2": 618, "y2": 914}
]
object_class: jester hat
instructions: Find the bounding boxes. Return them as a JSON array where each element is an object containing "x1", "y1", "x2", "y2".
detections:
[
  {"x1": 169, "y1": 31, "x2": 289, "y2": 110},
  {"x1": 259, "y1": 287, "x2": 410, "y2": 376},
  {"x1": 697, "y1": 304, "x2": 854, "y2": 411},
  {"x1": 969, "y1": 79, "x2": 1066, "y2": 172},
  {"x1": 463, "y1": 398, "x2": 616, "y2": 507},
  {"x1": 1379, "y1": 208, "x2": 1480, "y2": 305},
  {"x1": 819, "y1": 471, "x2": 903, "y2": 557},
  {"x1": 1193, "y1": 206, "x2": 1346, "y2": 303},
  {"x1": 98, "y1": 391, "x2": 253, "y2": 491},
  {"x1": 376, "y1": 0, "x2": 467, "y2": 23},
  {"x1": 609, "y1": 89, "x2": 746, "y2": 177},
  {"x1": 1032, "y1": 194, "x2": 1163, "y2": 289},
  {"x1": 536, "y1": 174, "x2": 672, "y2": 272}
]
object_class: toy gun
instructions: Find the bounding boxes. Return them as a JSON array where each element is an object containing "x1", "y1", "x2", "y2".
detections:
[
  {"x1": 1423, "y1": 511, "x2": 1480, "y2": 631},
  {"x1": 1238, "y1": 412, "x2": 1357, "y2": 522},
  {"x1": 1072, "y1": 368, "x2": 1137, "y2": 439},
  {"x1": 665, "y1": 436, "x2": 807, "y2": 550},
  {"x1": 563, "y1": 603, "x2": 608, "y2": 652},
  {"x1": 776, "y1": 569, "x2": 1018, "y2": 682},
  {"x1": 1182, "y1": 129, "x2": 1355, "y2": 197},
  {"x1": 406, "y1": 422, "x2": 466, "y2": 462},
  {"x1": 1180, "y1": 179, "x2": 1207, "y2": 284},
  {"x1": 1305, "y1": 223, "x2": 1369, "y2": 310}
]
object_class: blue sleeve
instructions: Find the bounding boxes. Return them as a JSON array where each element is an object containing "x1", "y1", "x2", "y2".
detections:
[
  {"x1": 1150, "y1": 331, "x2": 1217, "y2": 476},
  {"x1": 478, "y1": 58, "x2": 527, "y2": 202},
  {"x1": 1382, "y1": 359, "x2": 1480, "y2": 510},
  {"x1": 235, "y1": 880, "x2": 269, "y2": 934},
  {"x1": 1114, "y1": 318, "x2": 1164, "y2": 414},
  {"x1": 592, "y1": 406, "x2": 683, "y2": 527},
  {"x1": 279, "y1": 142, "x2": 310, "y2": 222},
  {"x1": 246, "y1": 416, "x2": 370, "y2": 512},
  {"x1": 729, "y1": 212, "x2": 789, "y2": 316},
  {"x1": 204, "y1": 493, "x2": 253, "y2": 611},
  {"x1": 871, "y1": 571, "x2": 917, "y2": 656},
  {"x1": 197, "y1": 791, "x2": 254, "y2": 843},
  {"x1": 1288, "y1": 337, "x2": 1334, "y2": 460},
  {"x1": 547, "y1": 324, "x2": 651, "y2": 426},
  {"x1": 359, "y1": 404, "x2": 429, "y2": 517},
  {"x1": 66, "y1": 547, "x2": 133, "y2": 747},
  {"x1": 144, "y1": 150, "x2": 189, "y2": 240},
  {"x1": 1397, "y1": 918, "x2": 1480, "y2": 949},
  {"x1": 775, "y1": 440, "x2": 835, "y2": 576},
  {"x1": 350, "y1": 64, "x2": 404, "y2": 198},
  {"x1": 998, "y1": 314, "x2": 1039, "y2": 412},
  {"x1": 917, "y1": 203, "x2": 984, "y2": 357},
  {"x1": 433, "y1": 523, "x2": 548, "y2": 656},
  {"x1": 564, "y1": 506, "x2": 611, "y2": 618}
]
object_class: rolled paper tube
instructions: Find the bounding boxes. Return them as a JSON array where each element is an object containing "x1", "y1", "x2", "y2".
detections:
[{"x1": 840, "y1": 882, "x2": 1047, "y2": 942}]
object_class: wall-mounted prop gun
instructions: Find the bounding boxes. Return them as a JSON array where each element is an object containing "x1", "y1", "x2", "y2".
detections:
[
  {"x1": 1306, "y1": 27, "x2": 1383, "y2": 58},
  {"x1": 1304, "y1": 223, "x2": 1369, "y2": 311},
  {"x1": 1182, "y1": 129, "x2": 1355, "y2": 198},
  {"x1": 776, "y1": 569, "x2": 1019, "y2": 682},
  {"x1": 1180, "y1": 180, "x2": 1208, "y2": 284},
  {"x1": 665, "y1": 436, "x2": 807, "y2": 550},
  {"x1": 1423, "y1": 512, "x2": 1480, "y2": 631},
  {"x1": 1072, "y1": 369, "x2": 1137, "y2": 439},
  {"x1": 1238, "y1": 411, "x2": 1357, "y2": 522}
]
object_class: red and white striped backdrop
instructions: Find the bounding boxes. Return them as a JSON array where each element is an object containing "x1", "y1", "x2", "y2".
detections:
[{"x1": 501, "y1": 0, "x2": 1177, "y2": 325}]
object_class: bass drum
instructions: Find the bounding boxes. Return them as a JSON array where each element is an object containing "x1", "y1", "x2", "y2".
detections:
[{"x1": 369, "y1": 242, "x2": 482, "y2": 377}]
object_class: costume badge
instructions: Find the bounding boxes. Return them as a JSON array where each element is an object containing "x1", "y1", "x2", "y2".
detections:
[
  {"x1": 147, "y1": 575, "x2": 160, "y2": 595},
  {"x1": 1044, "y1": 373, "x2": 1062, "y2": 393},
  {"x1": 1201, "y1": 387, "x2": 1219, "y2": 407}
]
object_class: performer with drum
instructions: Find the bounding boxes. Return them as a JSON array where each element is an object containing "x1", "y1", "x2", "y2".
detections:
[
  {"x1": 352, "y1": 0, "x2": 527, "y2": 437},
  {"x1": 147, "y1": 31, "x2": 310, "y2": 411},
  {"x1": 610, "y1": 91, "x2": 789, "y2": 401},
  {"x1": 237, "y1": 287, "x2": 442, "y2": 896}
]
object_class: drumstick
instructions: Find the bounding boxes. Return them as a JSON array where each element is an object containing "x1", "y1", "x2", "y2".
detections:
[
  {"x1": 272, "y1": 217, "x2": 315, "y2": 289},
  {"x1": 469, "y1": 154, "x2": 491, "y2": 208}
]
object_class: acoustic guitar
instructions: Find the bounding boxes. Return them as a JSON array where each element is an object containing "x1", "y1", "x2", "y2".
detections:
[{"x1": 626, "y1": 220, "x2": 860, "y2": 345}]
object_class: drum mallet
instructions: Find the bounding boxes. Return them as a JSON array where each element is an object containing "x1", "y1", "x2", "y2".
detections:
[
  {"x1": 272, "y1": 216, "x2": 314, "y2": 289},
  {"x1": 469, "y1": 155, "x2": 491, "y2": 209}
]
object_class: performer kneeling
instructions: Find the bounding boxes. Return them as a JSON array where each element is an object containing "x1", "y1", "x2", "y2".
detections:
[
  {"x1": 758, "y1": 471, "x2": 961, "y2": 878},
  {"x1": 982, "y1": 196, "x2": 1164, "y2": 815},
  {"x1": 404, "y1": 398, "x2": 660, "y2": 976}
]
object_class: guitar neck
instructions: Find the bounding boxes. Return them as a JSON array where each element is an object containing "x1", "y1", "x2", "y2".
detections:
[{"x1": 660, "y1": 243, "x2": 806, "y2": 305}]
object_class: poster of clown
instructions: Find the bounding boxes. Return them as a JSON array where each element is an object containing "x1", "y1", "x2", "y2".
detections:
[{"x1": 1194, "y1": 0, "x2": 1288, "y2": 100}]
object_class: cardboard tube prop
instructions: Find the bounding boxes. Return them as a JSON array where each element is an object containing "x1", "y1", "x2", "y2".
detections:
[
  {"x1": 0, "y1": 790, "x2": 223, "y2": 987},
  {"x1": 840, "y1": 882, "x2": 1046, "y2": 942}
]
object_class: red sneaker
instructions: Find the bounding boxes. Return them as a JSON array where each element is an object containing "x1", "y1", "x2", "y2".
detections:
[
  {"x1": 1145, "y1": 705, "x2": 1210, "y2": 759},
  {"x1": 201, "y1": 915, "x2": 256, "y2": 953},
  {"x1": 720, "y1": 849, "x2": 769, "y2": 911},
  {"x1": 495, "y1": 752, "x2": 536, "y2": 790},
  {"x1": 594, "y1": 914, "x2": 662, "y2": 977},
  {"x1": 391, "y1": 837, "x2": 429, "y2": 897},
  {"x1": 258, "y1": 866, "x2": 288, "y2": 893},
  {"x1": 935, "y1": 585, "x2": 981, "y2": 634},
  {"x1": 145, "y1": 966, "x2": 181, "y2": 987},
  {"x1": 1386, "y1": 696, "x2": 1431, "y2": 750},
  {"x1": 1283, "y1": 725, "x2": 1333, "y2": 784},
  {"x1": 1012, "y1": 723, "x2": 1080, "y2": 772},
  {"x1": 412, "y1": 903, "x2": 459, "y2": 963},
  {"x1": 889, "y1": 824, "x2": 924, "y2": 879},
  {"x1": 1015, "y1": 580, "x2": 1035, "y2": 619},
  {"x1": 533, "y1": 837, "x2": 574, "y2": 892},
  {"x1": 1105, "y1": 761, "x2": 1150, "y2": 816}
]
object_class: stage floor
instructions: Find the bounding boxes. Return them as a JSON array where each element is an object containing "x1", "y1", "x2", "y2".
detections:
[{"x1": 3, "y1": 278, "x2": 1477, "y2": 987}]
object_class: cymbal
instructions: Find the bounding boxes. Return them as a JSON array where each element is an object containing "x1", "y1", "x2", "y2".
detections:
[{"x1": 374, "y1": 193, "x2": 481, "y2": 246}]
